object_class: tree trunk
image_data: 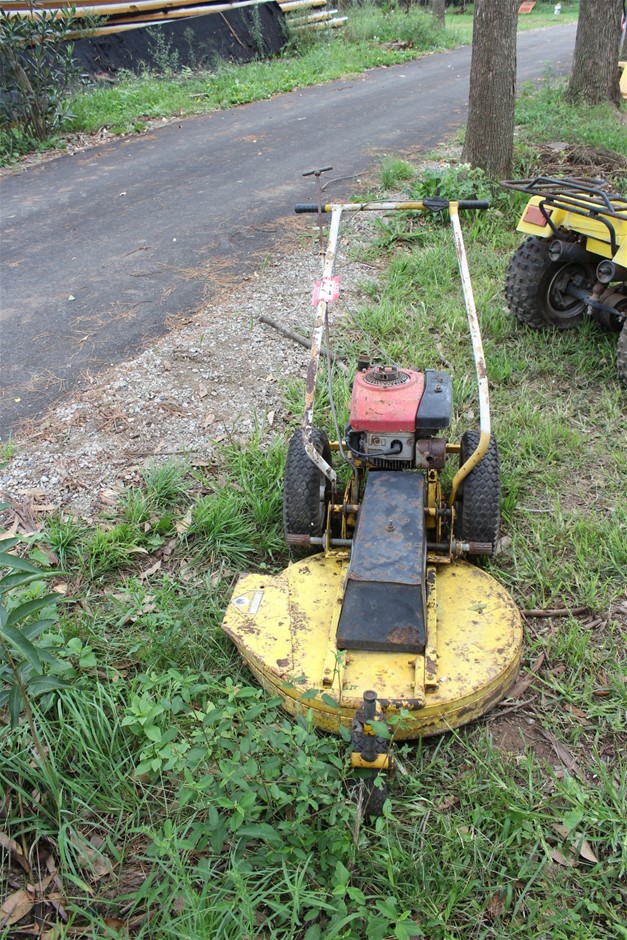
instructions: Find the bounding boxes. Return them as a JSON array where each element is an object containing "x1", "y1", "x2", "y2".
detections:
[
  {"x1": 432, "y1": 0, "x2": 446, "y2": 28},
  {"x1": 462, "y1": 0, "x2": 518, "y2": 180},
  {"x1": 566, "y1": 0, "x2": 622, "y2": 106}
]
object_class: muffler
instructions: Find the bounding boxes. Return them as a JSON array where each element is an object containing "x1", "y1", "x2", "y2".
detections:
[{"x1": 548, "y1": 240, "x2": 595, "y2": 265}]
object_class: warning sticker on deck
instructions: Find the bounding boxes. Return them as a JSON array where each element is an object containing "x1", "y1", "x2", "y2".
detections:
[
  {"x1": 232, "y1": 591, "x2": 264, "y2": 615},
  {"x1": 312, "y1": 276, "x2": 341, "y2": 306}
]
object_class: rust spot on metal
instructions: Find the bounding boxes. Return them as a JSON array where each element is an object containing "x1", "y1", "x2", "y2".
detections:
[
  {"x1": 425, "y1": 654, "x2": 437, "y2": 674},
  {"x1": 386, "y1": 626, "x2": 422, "y2": 646}
]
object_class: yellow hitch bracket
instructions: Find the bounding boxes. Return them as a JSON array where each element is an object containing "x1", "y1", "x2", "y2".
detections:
[{"x1": 350, "y1": 752, "x2": 393, "y2": 771}]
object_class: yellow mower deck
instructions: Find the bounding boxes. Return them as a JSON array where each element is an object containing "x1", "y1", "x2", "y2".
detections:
[{"x1": 222, "y1": 553, "x2": 522, "y2": 740}]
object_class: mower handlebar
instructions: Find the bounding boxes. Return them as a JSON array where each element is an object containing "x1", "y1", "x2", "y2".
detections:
[{"x1": 294, "y1": 199, "x2": 490, "y2": 214}]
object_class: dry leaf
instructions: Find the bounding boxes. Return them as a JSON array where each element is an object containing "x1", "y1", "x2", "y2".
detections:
[
  {"x1": 53, "y1": 583, "x2": 68, "y2": 594},
  {"x1": 0, "y1": 888, "x2": 34, "y2": 927},
  {"x1": 100, "y1": 489, "x2": 121, "y2": 506},
  {"x1": 138, "y1": 559, "x2": 162, "y2": 580},
  {"x1": 0, "y1": 518, "x2": 19, "y2": 539},
  {"x1": 550, "y1": 847, "x2": 575, "y2": 868},
  {"x1": 267, "y1": 410, "x2": 275, "y2": 427},
  {"x1": 538, "y1": 727, "x2": 584, "y2": 779},
  {"x1": 178, "y1": 562, "x2": 194, "y2": 582},
  {"x1": 203, "y1": 412, "x2": 216, "y2": 429},
  {"x1": 69, "y1": 831, "x2": 113, "y2": 880},
  {"x1": 175, "y1": 510, "x2": 193, "y2": 534},
  {"x1": 553, "y1": 825, "x2": 599, "y2": 864},
  {"x1": 0, "y1": 833, "x2": 31, "y2": 874},
  {"x1": 566, "y1": 704, "x2": 590, "y2": 725},
  {"x1": 434, "y1": 795, "x2": 459, "y2": 812},
  {"x1": 162, "y1": 538, "x2": 176, "y2": 558},
  {"x1": 485, "y1": 891, "x2": 505, "y2": 920},
  {"x1": 508, "y1": 651, "x2": 545, "y2": 699}
]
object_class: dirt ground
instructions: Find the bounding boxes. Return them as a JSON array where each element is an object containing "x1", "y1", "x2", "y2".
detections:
[{"x1": 0, "y1": 219, "x2": 370, "y2": 525}]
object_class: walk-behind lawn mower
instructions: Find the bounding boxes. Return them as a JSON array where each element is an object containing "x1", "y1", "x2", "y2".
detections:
[
  {"x1": 502, "y1": 176, "x2": 627, "y2": 382},
  {"x1": 222, "y1": 194, "x2": 523, "y2": 813}
]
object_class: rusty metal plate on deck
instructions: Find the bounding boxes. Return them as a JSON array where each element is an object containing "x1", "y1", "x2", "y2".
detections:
[{"x1": 336, "y1": 472, "x2": 427, "y2": 653}]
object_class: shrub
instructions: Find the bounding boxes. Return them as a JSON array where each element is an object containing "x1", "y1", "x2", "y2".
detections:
[{"x1": 0, "y1": 1, "x2": 82, "y2": 149}]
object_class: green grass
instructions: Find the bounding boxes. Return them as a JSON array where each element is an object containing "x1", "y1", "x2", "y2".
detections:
[
  {"x1": 515, "y1": 79, "x2": 627, "y2": 162},
  {"x1": 2, "y1": 70, "x2": 626, "y2": 939}
]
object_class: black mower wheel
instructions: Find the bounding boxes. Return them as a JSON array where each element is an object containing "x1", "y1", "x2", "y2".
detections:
[
  {"x1": 283, "y1": 427, "x2": 332, "y2": 547},
  {"x1": 505, "y1": 236, "x2": 595, "y2": 330},
  {"x1": 618, "y1": 323, "x2": 627, "y2": 385},
  {"x1": 357, "y1": 775, "x2": 388, "y2": 819},
  {"x1": 349, "y1": 727, "x2": 390, "y2": 818},
  {"x1": 455, "y1": 430, "x2": 500, "y2": 555}
]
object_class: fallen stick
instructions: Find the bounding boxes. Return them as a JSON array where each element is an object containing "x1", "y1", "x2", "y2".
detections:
[
  {"x1": 259, "y1": 314, "x2": 350, "y2": 375},
  {"x1": 521, "y1": 606, "x2": 588, "y2": 618}
]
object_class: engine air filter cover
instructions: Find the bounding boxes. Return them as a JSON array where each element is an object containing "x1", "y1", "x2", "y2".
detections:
[
  {"x1": 350, "y1": 366, "x2": 425, "y2": 433},
  {"x1": 363, "y1": 366, "x2": 410, "y2": 387}
]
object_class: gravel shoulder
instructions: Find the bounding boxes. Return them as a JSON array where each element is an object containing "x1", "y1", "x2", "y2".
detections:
[{"x1": 0, "y1": 221, "x2": 369, "y2": 524}]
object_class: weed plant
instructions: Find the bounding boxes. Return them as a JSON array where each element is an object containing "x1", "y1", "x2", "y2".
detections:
[{"x1": 1, "y1": 76, "x2": 625, "y2": 939}]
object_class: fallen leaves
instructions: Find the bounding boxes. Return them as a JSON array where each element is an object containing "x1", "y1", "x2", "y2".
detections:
[
  {"x1": 0, "y1": 887, "x2": 33, "y2": 928},
  {"x1": 552, "y1": 824, "x2": 599, "y2": 866},
  {"x1": 537, "y1": 727, "x2": 586, "y2": 780},
  {"x1": 506, "y1": 651, "x2": 545, "y2": 700},
  {"x1": 0, "y1": 832, "x2": 31, "y2": 876}
]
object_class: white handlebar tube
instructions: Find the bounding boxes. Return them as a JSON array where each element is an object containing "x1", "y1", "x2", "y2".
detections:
[
  {"x1": 302, "y1": 204, "x2": 343, "y2": 485},
  {"x1": 447, "y1": 202, "x2": 491, "y2": 507}
]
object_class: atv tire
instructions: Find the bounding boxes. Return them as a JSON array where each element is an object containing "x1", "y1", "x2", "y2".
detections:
[
  {"x1": 283, "y1": 427, "x2": 332, "y2": 548},
  {"x1": 505, "y1": 235, "x2": 594, "y2": 330},
  {"x1": 618, "y1": 323, "x2": 627, "y2": 385},
  {"x1": 455, "y1": 430, "x2": 500, "y2": 555}
]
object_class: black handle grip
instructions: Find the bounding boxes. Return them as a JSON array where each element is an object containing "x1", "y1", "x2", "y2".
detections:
[
  {"x1": 295, "y1": 203, "x2": 329, "y2": 213},
  {"x1": 457, "y1": 199, "x2": 490, "y2": 210},
  {"x1": 423, "y1": 196, "x2": 490, "y2": 212}
]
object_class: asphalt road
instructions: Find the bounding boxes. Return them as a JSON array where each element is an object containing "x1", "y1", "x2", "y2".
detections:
[{"x1": 0, "y1": 24, "x2": 577, "y2": 435}]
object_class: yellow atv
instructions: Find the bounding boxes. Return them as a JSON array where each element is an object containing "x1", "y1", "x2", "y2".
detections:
[{"x1": 502, "y1": 177, "x2": 627, "y2": 381}]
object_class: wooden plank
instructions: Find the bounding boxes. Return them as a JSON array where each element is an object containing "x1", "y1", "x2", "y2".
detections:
[
  {"x1": 6, "y1": 0, "x2": 262, "y2": 17},
  {"x1": 288, "y1": 9, "x2": 337, "y2": 26},
  {"x1": 279, "y1": 0, "x2": 326, "y2": 9},
  {"x1": 290, "y1": 15, "x2": 345, "y2": 30}
]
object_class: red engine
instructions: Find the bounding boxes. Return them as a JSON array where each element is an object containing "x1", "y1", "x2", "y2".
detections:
[
  {"x1": 350, "y1": 366, "x2": 425, "y2": 432},
  {"x1": 348, "y1": 365, "x2": 426, "y2": 466}
]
